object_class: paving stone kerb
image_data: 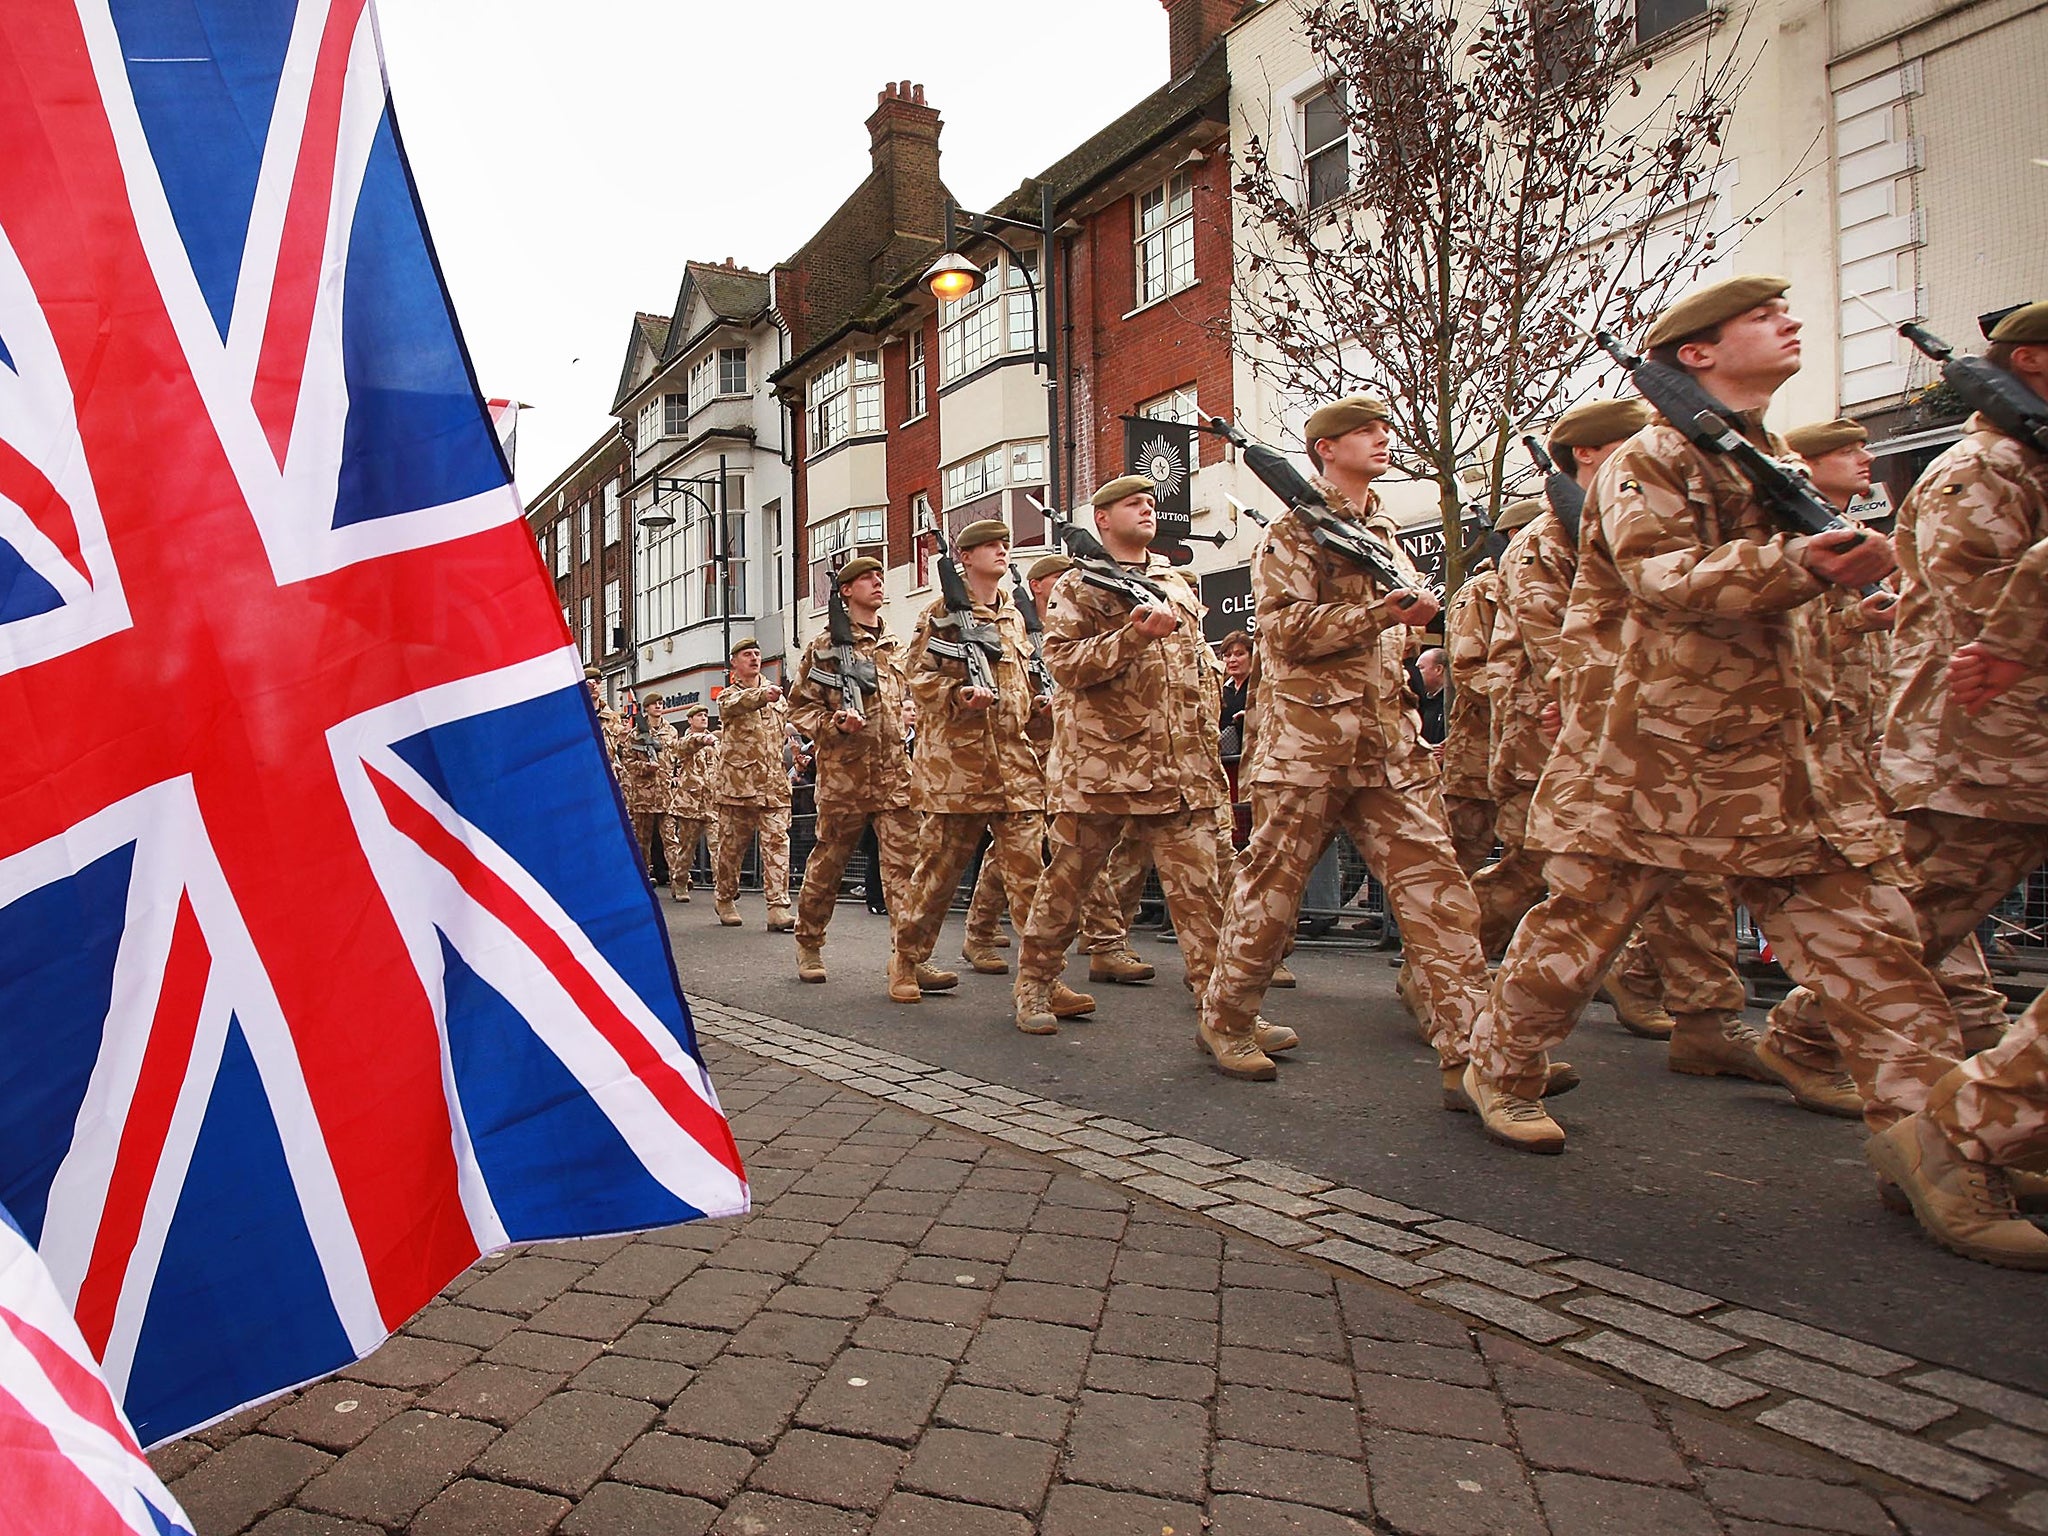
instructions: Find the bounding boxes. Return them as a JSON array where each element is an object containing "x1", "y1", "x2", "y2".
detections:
[{"x1": 160, "y1": 1029, "x2": 2042, "y2": 1536}]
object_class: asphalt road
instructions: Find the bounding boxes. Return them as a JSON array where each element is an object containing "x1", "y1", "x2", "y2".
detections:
[{"x1": 665, "y1": 893, "x2": 2048, "y2": 1395}]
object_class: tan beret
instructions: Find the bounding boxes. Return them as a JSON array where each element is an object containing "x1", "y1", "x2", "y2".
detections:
[
  {"x1": 1029, "y1": 554, "x2": 1075, "y2": 581},
  {"x1": 955, "y1": 518, "x2": 1011, "y2": 551},
  {"x1": 1495, "y1": 498, "x2": 1546, "y2": 534},
  {"x1": 584, "y1": 664, "x2": 602, "y2": 680},
  {"x1": 1989, "y1": 301, "x2": 2048, "y2": 345},
  {"x1": 1303, "y1": 395, "x2": 1393, "y2": 447},
  {"x1": 1548, "y1": 397, "x2": 1651, "y2": 452},
  {"x1": 1091, "y1": 474, "x2": 1155, "y2": 509},
  {"x1": 1783, "y1": 418, "x2": 1868, "y2": 459},
  {"x1": 729, "y1": 637, "x2": 761, "y2": 660},
  {"x1": 835, "y1": 555, "x2": 883, "y2": 585},
  {"x1": 1644, "y1": 275, "x2": 1791, "y2": 348}
]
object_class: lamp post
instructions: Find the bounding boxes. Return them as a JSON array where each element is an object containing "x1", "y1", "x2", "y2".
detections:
[
  {"x1": 639, "y1": 452, "x2": 737, "y2": 680},
  {"x1": 920, "y1": 183, "x2": 1064, "y2": 519}
]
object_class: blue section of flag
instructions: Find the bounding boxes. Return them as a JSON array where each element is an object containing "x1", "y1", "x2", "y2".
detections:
[
  {"x1": 123, "y1": 1020, "x2": 353, "y2": 1447},
  {"x1": 0, "y1": 540, "x2": 66, "y2": 622},
  {"x1": 0, "y1": 845, "x2": 134, "y2": 1245},
  {"x1": 331, "y1": 115, "x2": 506, "y2": 528},
  {"x1": 0, "y1": 328, "x2": 14, "y2": 370},
  {"x1": 440, "y1": 939, "x2": 701, "y2": 1240},
  {"x1": 107, "y1": 0, "x2": 295, "y2": 342},
  {"x1": 389, "y1": 688, "x2": 693, "y2": 1055}
]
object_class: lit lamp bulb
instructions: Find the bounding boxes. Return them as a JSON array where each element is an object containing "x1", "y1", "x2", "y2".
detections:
[{"x1": 923, "y1": 254, "x2": 983, "y2": 303}]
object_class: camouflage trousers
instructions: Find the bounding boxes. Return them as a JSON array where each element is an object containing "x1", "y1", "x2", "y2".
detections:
[
  {"x1": 963, "y1": 826, "x2": 1126, "y2": 953},
  {"x1": 1765, "y1": 938, "x2": 2009, "y2": 1072},
  {"x1": 895, "y1": 811, "x2": 1044, "y2": 967},
  {"x1": 1442, "y1": 794, "x2": 1498, "y2": 876},
  {"x1": 1471, "y1": 790, "x2": 1547, "y2": 957},
  {"x1": 1925, "y1": 990, "x2": 2048, "y2": 1169},
  {"x1": 795, "y1": 804, "x2": 919, "y2": 949},
  {"x1": 660, "y1": 816, "x2": 712, "y2": 890},
  {"x1": 1474, "y1": 854, "x2": 1961, "y2": 1126},
  {"x1": 1607, "y1": 876, "x2": 1745, "y2": 1016},
  {"x1": 714, "y1": 801, "x2": 792, "y2": 910},
  {"x1": 1019, "y1": 808, "x2": 1221, "y2": 994},
  {"x1": 1206, "y1": 781, "x2": 1489, "y2": 1065},
  {"x1": 1901, "y1": 810, "x2": 2048, "y2": 967}
]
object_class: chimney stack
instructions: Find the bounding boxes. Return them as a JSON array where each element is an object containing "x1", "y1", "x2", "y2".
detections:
[
  {"x1": 1162, "y1": 0, "x2": 1236, "y2": 78},
  {"x1": 867, "y1": 79, "x2": 941, "y2": 175}
]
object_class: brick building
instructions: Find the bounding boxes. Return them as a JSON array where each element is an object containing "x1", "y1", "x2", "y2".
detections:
[{"x1": 525, "y1": 429, "x2": 631, "y2": 704}]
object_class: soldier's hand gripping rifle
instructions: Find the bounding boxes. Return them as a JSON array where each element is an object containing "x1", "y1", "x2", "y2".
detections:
[
  {"x1": 1594, "y1": 332, "x2": 1886, "y2": 598},
  {"x1": 921, "y1": 524, "x2": 1002, "y2": 700},
  {"x1": 1009, "y1": 564, "x2": 1056, "y2": 697},
  {"x1": 1897, "y1": 323, "x2": 2048, "y2": 454},
  {"x1": 1203, "y1": 415, "x2": 1437, "y2": 610},
  {"x1": 808, "y1": 577, "x2": 880, "y2": 724},
  {"x1": 1522, "y1": 435, "x2": 1584, "y2": 545}
]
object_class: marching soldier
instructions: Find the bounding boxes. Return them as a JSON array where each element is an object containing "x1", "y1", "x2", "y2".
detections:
[
  {"x1": 1200, "y1": 397, "x2": 1506, "y2": 1089},
  {"x1": 1013, "y1": 477, "x2": 1288, "y2": 1048},
  {"x1": 1464, "y1": 276, "x2": 1963, "y2": 1157},
  {"x1": 617, "y1": 697, "x2": 672, "y2": 877},
  {"x1": 889, "y1": 520, "x2": 1052, "y2": 1005},
  {"x1": 785, "y1": 558, "x2": 918, "y2": 982},
  {"x1": 1440, "y1": 550, "x2": 1509, "y2": 874},
  {"x1": 712, "y1": 638, "x2": 795, "y2": 931},
  {"x1": 658, "y1": 704, "x2": 718, "y2": 902}
]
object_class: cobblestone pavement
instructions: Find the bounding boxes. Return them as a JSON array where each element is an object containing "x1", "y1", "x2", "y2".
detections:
[{"x1": 160, "y1": 1011, "x2": 2048, "y2": 1535}]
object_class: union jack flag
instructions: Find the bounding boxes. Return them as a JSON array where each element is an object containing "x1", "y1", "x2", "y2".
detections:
[
  {"x1": 0, "y1": 0, "x2": 747, "y2": 1455},
  {"x1": 0, "y1": 1202, "x2": 195, "y2": 1536}
]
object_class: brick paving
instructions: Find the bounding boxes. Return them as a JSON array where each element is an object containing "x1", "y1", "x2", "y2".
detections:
[{"x1": 160, "y1": 1030, "x2": 2045, "y2": 1535}]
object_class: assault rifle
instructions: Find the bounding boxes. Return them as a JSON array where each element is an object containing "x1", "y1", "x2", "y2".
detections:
[
  {"x1": 921, "y1": 524, "x2": 1002, "y2": 700},
  {"x1": 1594, "y1": 331, "x2": 1884, "y2": 597},
  {"x1": 1203, "y1": 415, "x2": 1436, "y2": 608},
  {"x1": 1522, "y1": 435, "x2": 1585, "y2": 545},
  {"x1": 1897, "y1": 323, "x2": 2048, "y2": 454},
  {"x1": 808, "y1": 577, "x2": 879, "y2": 723},
  {"x1": 1020, "y1": 492, "x2": 1178, "y2": 611},
  {"x1": 1009, "y1": 564, "x2": 1056, "y2": 697}
]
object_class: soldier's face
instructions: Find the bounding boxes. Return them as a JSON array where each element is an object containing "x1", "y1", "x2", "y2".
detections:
[
  {"x1": 732, "y1": 649, "x2": 762, "y2": 682},
  {"x1": 1574, "y1": 441, "x2": 1625, "y2": 480},
  {"x1": 1806, "y1": 443, "x2": 1873, "y2": 501},
  {"x1": 961, "y1": 540, "x2": 1010, "y2": 582},
  {"x1": 1688, "y1": 300, "x2": 1803, "y2": 384},
  {"x1": 1099, "y1": 493, "x2": 1157, "y2": 547},
  {"x1": 1320, "y1": 421, "x2": 1393, "y2": 480},
  {"x1": 647, "y1": 701, "x2": 665, "y2": 722},
  {"x1": 687, "y1": 711, "x2": 709, "y2": 732},
  {"x1": 1030, "y1": 573, "x2": 1059, "y2": 608},
  {"x1": 845, "y1": 571, "x2": 886, "y2": 611}
]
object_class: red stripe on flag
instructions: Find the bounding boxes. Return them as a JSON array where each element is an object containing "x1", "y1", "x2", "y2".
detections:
[
  {"x1": 72, "y1": 896, "x2": 211, "y2": 1359},
  {"x1": 0, "y1": 1384, "x2": 143, "y2": 1536},
  {"x1": 0, "y1": 1310, "x2": 139, "y2": 1458},
  {"x1": 365, "y1": 767, "x2": 745, "y2": 1184},
  {"x1": 0, "y1": 435, "x2": 87, "y2": 582}
]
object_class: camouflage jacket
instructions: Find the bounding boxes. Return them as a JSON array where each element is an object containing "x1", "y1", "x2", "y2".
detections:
[
  {"x1": 1882, "y1": 416, "x2": 2048, "y2": 824},
  {"x1": 1488, "y1": 511, "x2": 1575, "y2": 800},
  {"x1": 1526, "y1": 418, "x2": 1903, "y2": 877},
  {"x1": 714, "y1": 684, "x2": 792, "y2": 806},
  {"x1": 659, "y1": 725, "x2": 719, "y2": 814},
  {"x1": 1807, "y1": 592, "x2": 1893, "y2": 770},
  {"x1": 905, "y1": 589, "x2": 1046, "y2": 814},
  {"x1": 1248, "y1": 480, "x2": 1436, "y2": 791},
  {"x1": 1041, "y1": 557, "x2": 1227, "y2": 816},
  {"x1": 616, "y1": 719, "x2": 672, "y2": 815},
  {"x1": 788, "y1": 622, "x2": 913, "y2": 814},
  {"x1": 1442, "y1": 568, "x2": 1497, "y2": 799}
]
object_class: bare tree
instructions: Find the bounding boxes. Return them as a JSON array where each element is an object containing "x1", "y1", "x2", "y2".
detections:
[{"x1": 1233, "y1": 0, "x2": 1811, "y2": 589}]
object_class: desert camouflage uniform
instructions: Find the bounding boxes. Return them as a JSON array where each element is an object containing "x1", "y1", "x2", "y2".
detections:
[
  {"x1": 617, "y1": 717, "x2": 672, "y2": 873},
  {"x1": 1203, "y1": 483, "x2": 1490, "y2": 1064},
  {"x1": 1017, "y1": 559, "x2": 1227, "y2": 1000},
  {"x1": 713, "y1": 683, "x2": 794, "y2": 913},
  {"x1": 658, "y1": 721, "x2": 719, "y2": 891},
  {"x1": 787, "y1": 622, "x2": 919, "y2": 950},
  {"x1": 1442, "y1": 567, "x2": 1501, "y2": 874},
  {"x1": 893, "y1": 589, "x2": 1047, "y2": 968},
  {"x1": 1925, "y1": 990, "x2": 2048, "y2": 1167},
  {"x1": 1473, "y1": 418, "x2": 1962, "y2": 1125}
]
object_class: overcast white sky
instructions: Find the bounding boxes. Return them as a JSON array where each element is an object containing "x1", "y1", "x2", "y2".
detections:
[{"x1": 373, "y1": 0, "x2": 1176, "y2": 497}]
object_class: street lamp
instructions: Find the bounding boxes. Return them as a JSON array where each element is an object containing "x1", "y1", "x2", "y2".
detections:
[
  {"x1": 921, "y1": 254, "x2": 981, "y2": 304},
  {"x1": 637, "y1": 455, "x2": 738, "y2": 668}
]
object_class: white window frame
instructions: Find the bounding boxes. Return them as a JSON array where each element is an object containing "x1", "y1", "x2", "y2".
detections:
[
  {"x1": 553, "y1": 517, "x2": 570, "y2": 577},
  {"x1": 807, "y1": 349, "x2": 883, "y2": 454},
  {"x1": 1301, "y1": 84, "x2": 1350, "y2": 209},
  {"x1": 687, "y1": 354, "x2": 716, "y2": 415},
  {"x1": 911, "y1": 492, "x2": 935, "y2": 589},
  {"x1": 941, "y1": 439, "x2": 1046, "y2": 510},
  {"x1": 718, "y1": 347, "x2": 748, "y2": 396},
  {"x1": 579, "y1": 595, "x2": 593, "y2": 662},
  {"x1": 603, "y1": 480, "x2": 620, "y2": 545},
  {"x1": 939, "y1": 251, "x2": 1038, "y2": 383},
  {"x1": 1136, "y1": 170, "x2": 1197, "y2": 305},
  {"x1": 809, "y1": 507, "x2": 885, "y2": 608},
  {"x1": 603, "y1": 578, "x2": 621, "y2": 653},
  {"x1": 904, "y1": 330, "x2": 928, "y2": 422},
  {"x1": 578, "y1": 502, "x2": 592, "y2": 566},
  {"x1": 1137, "y1": 384, "x2": 1201, "y2": 426},
  {"x1": 638, "y1": 517, "x2": 688, "y2": 640},
  {"x1": 765, "y1": 497, "x2": 786, "y2": 614}
]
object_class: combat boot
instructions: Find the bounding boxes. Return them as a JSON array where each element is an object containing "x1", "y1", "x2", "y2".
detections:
[
  {"x1": 1049, "y1": 982, "x2": 1096, "y2": 1018},
  {"x1": 1089, "y1": 947, "x2": 1155, "y2": 984},
  {"x1": 1598, "y1": 972, "x2": 1675, "y2": 1040},
  {"x1": 1255, "y1": 1017, "x2": 1299, "y2": 1053},
  {"x1": 960, "y1": 941, "x2": 1010, "y2": 975},
  {"x1": 796, "y1": 944, "x2": 826, "y2": 984},
  {"x1": 915, "y1": 961, "x2": 960, "y2": 992},
  {"x1": 989, "y1": 929, "x2": 1011, "y2": 947},
  {"x1": 887, "y1": 953, "x2": 922, "y2": 1004},
  {"x1": 1198, "y1": 1011, "x2": 1277, "y2": 1081},
  {"x1": 1014, "y1": 980, "x2": 1058, "y2": 1035},
  {"x1": 714, "y1": 899, "x2": 741, "y2": 927},
  {"x1": 1667, "y1": 1010, "x2": 1774, "y2": 1082},
  {"x1": 1753, "y1": 1038, "x2": 1862, "y2": 1119},
  {"x1": 1867, "y1": 1114, "x2": 2048, "y2": 1271},
  {"x1": 1269, "y1": 959, "x2": 1297, "y2": 988},
  {"x1": 1443, "y1": 1060, "x2": 1579, "y2": 1113},
  {"x1": 1461, "y1": 1063, "x2": 1566, "y2": 1153},
  {"x1": 672, "y1": 886, "x2": 691, "y2": 904},
  {"x1": 766, "y1": 908, "x2": 795, "y2": 933}
]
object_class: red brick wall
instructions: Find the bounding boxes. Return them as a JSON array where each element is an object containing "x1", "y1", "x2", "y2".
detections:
[{"x1": 884, "y1": 315, "x2": 941, "y2": 572}]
